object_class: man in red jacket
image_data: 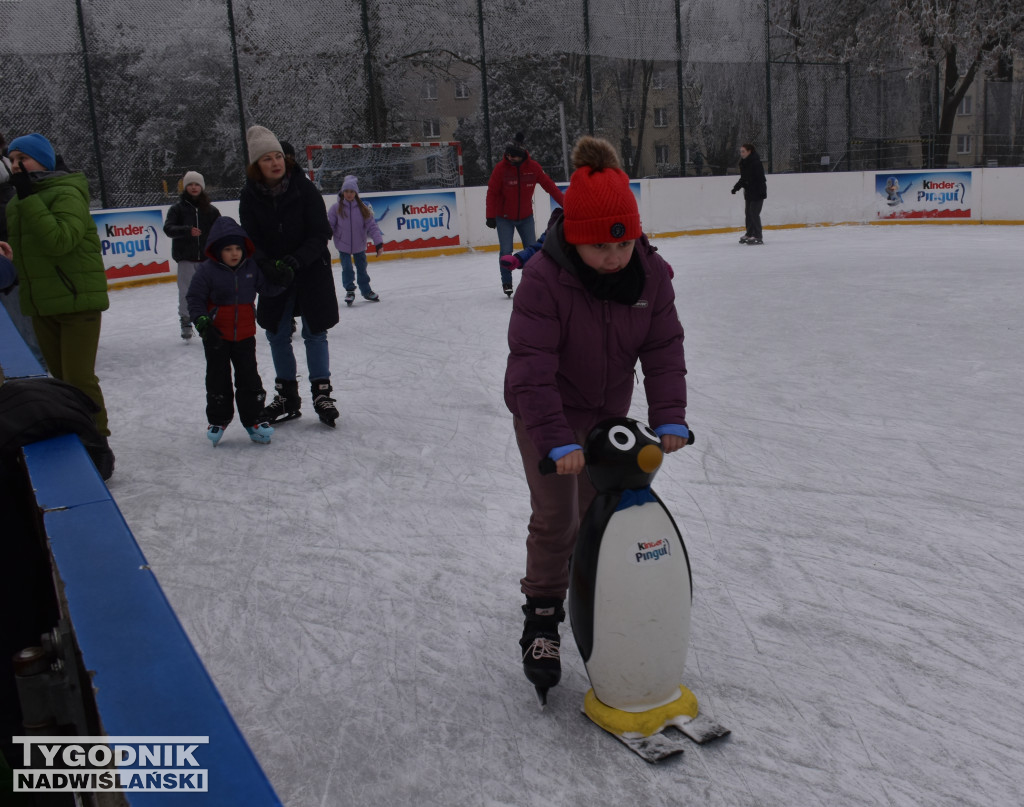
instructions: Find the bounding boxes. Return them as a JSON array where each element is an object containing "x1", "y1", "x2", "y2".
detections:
[{"x1": 485, "y1": 133, "x2": 564, "y2": 297}]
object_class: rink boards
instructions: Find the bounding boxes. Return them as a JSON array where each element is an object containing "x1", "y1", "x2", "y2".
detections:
[{"x1": 1, "y1": 305, "x2": 282, "y2": 804}]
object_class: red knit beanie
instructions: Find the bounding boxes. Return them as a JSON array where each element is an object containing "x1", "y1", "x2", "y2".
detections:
[{"x1": 562, "y1": 137, "x2": 640, "y2": 245}]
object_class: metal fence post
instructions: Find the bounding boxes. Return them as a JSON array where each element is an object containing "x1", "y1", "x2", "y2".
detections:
[
  {"x1": 226, "y1": 0, "x2": 248, "y2": 166},
  {"x1": 763, "y1": 0, "x2": 773, "y2": 173},
  {"x1": 477, "y1": 0, "x2": 493, "y2": 167},
  {"x1": 675, "y1": 0, "x2": 686, "y2": 176},
  {"x1": 360, "y1": 0, "x2": 381, "y2": 141},
  {"x1": 583, "y1": 0, "x2": 595, "y2": 134},
  {"x1": 846, "y1": 62, "x2": 852, "y2": 171},
  {"x1": 74, "y1": 0, "x2": 107, "y2": 208}
]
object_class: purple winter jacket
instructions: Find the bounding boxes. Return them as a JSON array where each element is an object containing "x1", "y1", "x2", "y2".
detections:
[
  {"x1": 505, "y1": 221, "x2": 687, "y2": 457},
  {"x1": 327, "y1": 198, "x2": 384, "y2": 256}
]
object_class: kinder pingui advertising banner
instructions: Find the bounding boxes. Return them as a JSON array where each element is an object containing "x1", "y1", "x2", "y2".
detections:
[
  {"x1": 93, "y1": 209, "x2": 171, "y2": 279},
  {"x1": 875, "y1": 171, "x2": 972, "y2": 220},
  {"x1": 365, "y1": 191, "x2": 458, "y2": 250}
]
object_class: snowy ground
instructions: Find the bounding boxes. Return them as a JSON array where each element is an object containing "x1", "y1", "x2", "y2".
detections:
[{"x1": 98, "y1": 224, "x2": 1024, "y2": 807}]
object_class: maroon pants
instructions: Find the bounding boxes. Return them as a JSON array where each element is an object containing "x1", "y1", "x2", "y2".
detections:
[{"x1": 514, "y1": 417, "x2": 598, "y2": 600}]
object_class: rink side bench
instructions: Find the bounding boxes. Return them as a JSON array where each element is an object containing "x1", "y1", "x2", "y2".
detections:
[{"x1": 2, "y1": 306, "x2": 282, "y2": 805}]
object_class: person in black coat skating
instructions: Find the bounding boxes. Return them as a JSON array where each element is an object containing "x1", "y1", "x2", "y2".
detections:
[
  {"x1": 731, "y1": 143, "x2": 767, "y2": 245},
  {"x1": 164, "y1": 170, "x2": 221, "y2": 340},
  {"x1": 239, "y1": 125, "x2": 340, "y2": 427}
]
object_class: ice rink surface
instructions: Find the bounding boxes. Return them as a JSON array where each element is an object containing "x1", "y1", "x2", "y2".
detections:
[{"x1": 98, "y1": 224, "x2": 1024, "y2": 806}]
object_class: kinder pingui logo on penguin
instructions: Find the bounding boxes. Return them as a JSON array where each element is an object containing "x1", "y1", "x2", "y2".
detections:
[
  {"x1": 101, "y1": 223, "x2": 160, "y2": 259},
  {"x1": 635, "y1": 538, "x2": 671, "y2": 564}
]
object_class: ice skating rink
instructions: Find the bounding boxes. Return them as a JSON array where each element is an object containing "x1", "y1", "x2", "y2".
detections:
[{"x1": 98, "y1": 224, "x2": 1024, "y2": 806}]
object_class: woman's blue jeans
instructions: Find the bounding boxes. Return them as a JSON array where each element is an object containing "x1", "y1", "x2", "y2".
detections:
[{"x1": 265, "y1": 289, "x2": 330, "y2": 381}]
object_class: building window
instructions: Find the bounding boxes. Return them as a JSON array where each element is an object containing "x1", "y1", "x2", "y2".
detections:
[
  {"x1": 627, "y1": 111, "x2": 637, "y2": 129},
  {"x1": 454, "y1": 81, "x2": 469, "y2": 99},
  {"x1": 424, "y1": 80, "x2": 438, "y2": 100},
  {"x1": 956, "y1": 134, "x2": 972, "y2": 154},
  {"x1": 957, "y1": 95, "x2": 972, "y2": 116},
  {"x1": 423, "y1": 119, "x2": 441, "y2": 138},
  {"x1": 654, "y1": 107, "x2": 668, "y2": 127},
  {"x1": 655, "y1": 145, "x2": 669, "y2": 164},
  {"x1": 426, "y1": 156, "x2": 439, "y2": 173},
  {"x1": 652, "y1": 72, "x2": 665, "y2": 90}
]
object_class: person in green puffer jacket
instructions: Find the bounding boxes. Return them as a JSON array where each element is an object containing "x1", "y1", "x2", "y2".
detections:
[{"x1": 4, "y1": 133, "x2": 112, "y2": 445}]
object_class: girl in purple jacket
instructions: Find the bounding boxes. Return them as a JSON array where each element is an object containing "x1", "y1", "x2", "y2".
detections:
[
  {"x1": 327, "y1": 175, "x2": 384, "y2": 306},
  {"x1": 504, "y1": 136, "x2": 690, "y2": 696}
]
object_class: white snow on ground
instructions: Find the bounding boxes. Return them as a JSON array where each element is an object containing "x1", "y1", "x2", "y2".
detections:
[{"x1": 98, "y1": 224, "x2": 1024, "y2": 806}]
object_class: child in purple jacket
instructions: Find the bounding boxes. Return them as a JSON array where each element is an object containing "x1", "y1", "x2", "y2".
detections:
[
  {"x1": 504, "y1": 136, "x2": 690, "y2": 697},
  {"x1": 327, "y1": 175, "x2": 384, "y2": 306}
]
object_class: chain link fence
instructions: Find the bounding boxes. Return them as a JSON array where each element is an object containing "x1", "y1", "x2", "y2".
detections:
[{"x1": 2, "y1": 0, "x2": 1021, "y2": 209}]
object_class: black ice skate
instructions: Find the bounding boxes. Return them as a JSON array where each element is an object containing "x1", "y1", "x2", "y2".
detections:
[
  {"x1": 503, "y1": 282, "x2": 513, "y2": 298},
  {"x1": 180, "y1": 316, "x2": 194, "y2": 340},
  {"x1": 311, "y1": 379, "x2": 339, "y2": 427},
  {"x1": 520, "y1": 597, "x2": 565, "y2": 706},
  {"x1": 260, "y1": 378, "x2": 302, "y2": 424},
  {"x1": 345, "y1": 289, "x2": 355, "y2": 307}
]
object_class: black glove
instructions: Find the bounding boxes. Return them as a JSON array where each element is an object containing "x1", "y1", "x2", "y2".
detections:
[
  {"x1": 730, "y1": 187, "x2": 738, "y2": 195},
  {"x1": 11, "y1": 170, "x2": 34, "y2": 200},
  {"x1": 262, "y1": 259, "x2": 294, "y2": 287},
  {"x1": 280, "y1": 254, "x2": 300, "y2": 272},
  {"x1": 195, "y1": 315, "x2": 221, "y2": 346},
  {"x1": 485, "y1": 218, "x2": 496, "y2": 229}
]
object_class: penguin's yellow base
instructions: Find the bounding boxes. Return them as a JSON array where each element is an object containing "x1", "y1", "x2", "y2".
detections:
[{"x1": 583, "y1": 685, "x2": 699, "y2": 737}]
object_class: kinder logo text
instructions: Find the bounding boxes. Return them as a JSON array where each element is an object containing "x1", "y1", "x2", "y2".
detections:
[
  {"x1": 101, "y1": 223, "x2": 160, "y2": 259},
  {"x1": 916, "y1": 179, "x2": 964, "y2": 204},
  {"x1": 635, "y1": 538, "x2": 671, "y2": 564},
  {"x1": 396, "y1": 202, "x2": 452, "y2": 233},
  {"x1": 12, "y1": 736, "x2": 209, "y2": 793}
]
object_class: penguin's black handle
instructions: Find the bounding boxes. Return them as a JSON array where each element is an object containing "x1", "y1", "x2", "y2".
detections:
[{"x1": 537, "y1": 430, "x2": 694, "y2": 475}]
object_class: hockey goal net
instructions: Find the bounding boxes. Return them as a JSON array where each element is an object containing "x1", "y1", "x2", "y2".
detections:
[{"x1": 306, "y1": 142, "x2": 464, "y2": 193}]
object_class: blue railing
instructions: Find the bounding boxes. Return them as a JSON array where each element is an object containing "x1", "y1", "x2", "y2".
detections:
[{"x1": 1, "y1": 305, "x2": 282, "y2": 805}]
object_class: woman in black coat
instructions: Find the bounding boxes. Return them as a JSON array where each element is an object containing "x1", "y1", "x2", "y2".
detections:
[
  {"x1": 731, "y1": 143, "x2": 768, "y2": 245},
  {"x1": 239, "y1": 125, "x2": 340, "y2": 426}
]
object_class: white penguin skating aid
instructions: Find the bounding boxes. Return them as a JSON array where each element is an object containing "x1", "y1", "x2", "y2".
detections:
[{"x1": 565, "y1": 418, "x2": 730, "y2": 762}]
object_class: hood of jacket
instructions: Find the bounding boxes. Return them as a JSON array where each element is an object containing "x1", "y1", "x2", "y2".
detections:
[{"x1": 204, "y1": 216, "x2": 255, "y2": 262}]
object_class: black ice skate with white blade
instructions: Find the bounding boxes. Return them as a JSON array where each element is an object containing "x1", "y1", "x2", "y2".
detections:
[
  {"x1": 311, "y1": 379, "x2": 339, "y2": 427},
  {"x1": 260, "y1": 378, "x2": 302, "y2": 424}
]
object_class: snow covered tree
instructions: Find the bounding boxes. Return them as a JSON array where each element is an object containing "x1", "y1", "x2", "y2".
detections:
[
  {"x1": 595, "y1": 58, "x2": 657, "y2": 178},
  {"x1": 773, "y1": 0, "x2": 1024, "y2": 167},
  {"x1": 81, "y1": 2, "x2": 243, "y2": 205}
]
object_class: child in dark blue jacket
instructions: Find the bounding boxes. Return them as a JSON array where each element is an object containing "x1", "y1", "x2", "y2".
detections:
[{"x1": 186, "y1": 217, "x2": 289, "y2": 445}]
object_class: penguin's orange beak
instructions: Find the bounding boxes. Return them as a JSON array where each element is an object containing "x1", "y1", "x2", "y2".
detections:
[{"x1": 637, "y1": 444, "x2": 663, "y2": 473}]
